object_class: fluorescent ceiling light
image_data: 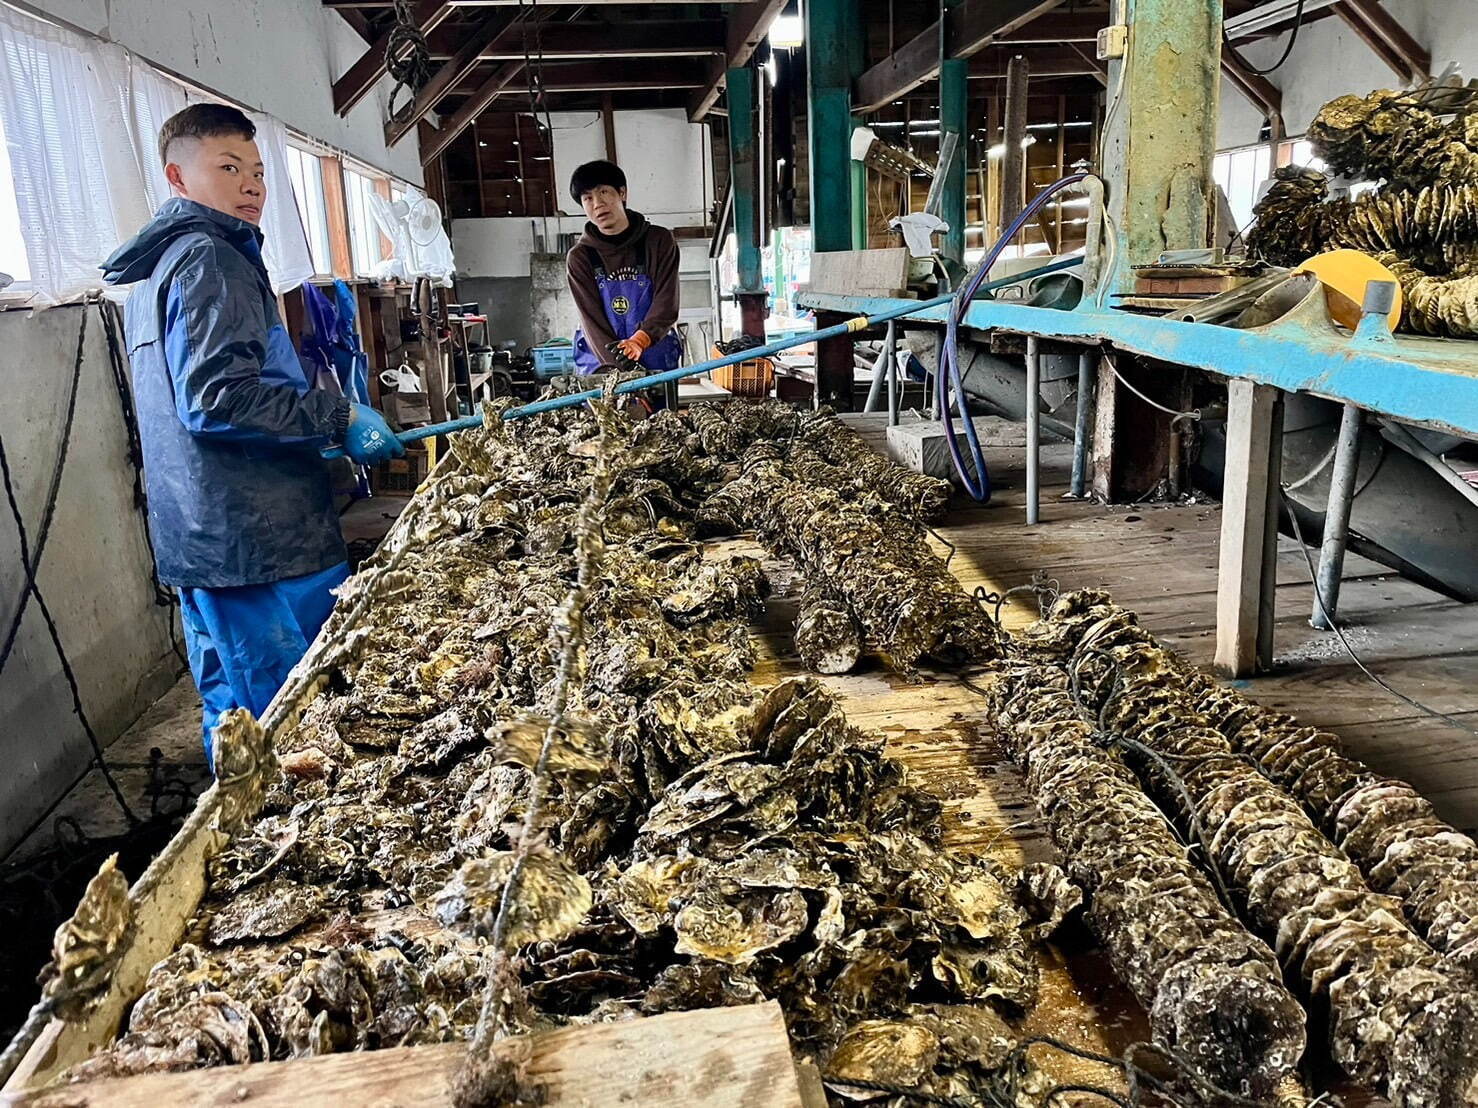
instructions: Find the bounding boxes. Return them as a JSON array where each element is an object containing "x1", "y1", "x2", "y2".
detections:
[{"x1": 769, "y1": 13, "x2": 803, "y2": 48}]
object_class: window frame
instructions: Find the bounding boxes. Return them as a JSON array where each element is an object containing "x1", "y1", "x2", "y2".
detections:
[{"x1": 284, "y1": 142, "x2": 334, "y2": 279}]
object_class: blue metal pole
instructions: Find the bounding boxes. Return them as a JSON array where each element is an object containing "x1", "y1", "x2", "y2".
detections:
[{"x1": 322, "y1": 257, "x2": 1085, "y2": 458}]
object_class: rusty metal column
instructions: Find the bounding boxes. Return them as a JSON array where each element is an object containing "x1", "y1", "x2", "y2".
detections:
[
  {"x1": 728, "y1": 66, "x2": 767, "y2": 339},
  {"x1": 1100, "y1": 0, "x2": 1222, "y2": 279},
  {"x1": 1095, "y1": 0, "x2": 1222, "y2": 500}
]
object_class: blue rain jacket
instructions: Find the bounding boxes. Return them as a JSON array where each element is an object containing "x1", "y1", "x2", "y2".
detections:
[{"x1": 102, "y1": 199, "x2": 351, "y2": 588}]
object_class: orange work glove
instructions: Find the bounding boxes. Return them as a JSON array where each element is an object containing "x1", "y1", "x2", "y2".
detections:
[{"x1": 613, "y1": 329, "x2": 653, "y2": 363}]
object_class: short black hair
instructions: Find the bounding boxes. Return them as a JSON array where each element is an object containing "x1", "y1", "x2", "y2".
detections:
[
  {"x1": 570, "y1": 160, "x2": 626, "y2": 203},
  {"x1": 158, "y1": 103, "x2": 256, "y2": 166}
]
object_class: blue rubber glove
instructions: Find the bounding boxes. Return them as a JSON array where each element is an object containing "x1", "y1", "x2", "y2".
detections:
[{"x1": 343, "y1": 403, "x2": 405, "y2": 465}]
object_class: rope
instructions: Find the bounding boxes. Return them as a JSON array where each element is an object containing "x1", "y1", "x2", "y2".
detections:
[
  {"x1": 0, "y1": 303, "x2": 138, "y2": 831},
  {"x1": 459, "y1": 401, "x2": 615, "y2": 1097},
  {"x1": 384, "y1": 0, "x2": 433, "y2": 120}
]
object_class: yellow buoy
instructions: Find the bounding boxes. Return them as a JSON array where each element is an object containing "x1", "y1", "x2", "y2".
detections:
[{"x1": 1296, "y1": 249, "x2": 1403, "y2": 330}]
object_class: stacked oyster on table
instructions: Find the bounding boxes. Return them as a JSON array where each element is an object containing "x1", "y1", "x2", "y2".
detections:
[
  {"x1": 59, "y1": 400, "x2": 1044, "y2": 1106},
  {"x1": 1247, "y1": 82, "x2": 1478, "y2": 336}
]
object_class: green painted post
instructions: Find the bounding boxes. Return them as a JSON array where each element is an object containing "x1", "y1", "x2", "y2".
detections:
[
  {"x1": 727, "y1": 65, "x2": 767, "y2": 337},
  {"x1": 806, "y1": 0, "x2": 855, "y2": 254}
]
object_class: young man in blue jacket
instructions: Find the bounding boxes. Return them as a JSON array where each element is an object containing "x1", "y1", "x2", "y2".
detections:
[{"x1": 102, "y1": 104, "x2": 402, "y2": 763}]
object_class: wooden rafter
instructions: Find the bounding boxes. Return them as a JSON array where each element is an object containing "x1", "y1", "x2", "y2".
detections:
[
  {"x1": 447, "y1": 58, "x2": 712, "y2": 98},
  {"x1": 687, "y1": 0, "x2": 788, "y2": 123},
  {"x1": 425, "y1": 19, "x2": 724, "y2": 62},
  {"x1": 383, "y1": 9, "x2": 523, "y2": 146},
  {"x1": 331, "y1": 0, "x2": 456, "y2": 117},
  {"x1": 1220, "y1": 50, "x2": 1285, "y2": 137},
  {"x1": 853, "y1": 0, "x2": 1064, "y2": 114},
  {"x1": 1332, "y1": 0, "x2": 1429, "y2": 85}
]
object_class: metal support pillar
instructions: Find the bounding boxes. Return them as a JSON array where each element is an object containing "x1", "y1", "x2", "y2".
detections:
[
  {"x1": 1026, "y1": 336, "x2": 1042, "y2": 524},
  {"x1": 886, "y1": 320, "x2": 900, "y2": 426},
  {"x1": 1215, "y1": 380, "x2": 1284, "y2": 678},
  {"x1": 1069, "y1": 349, "x2": 1094, "y2": 498},
  {"x1": 728, "y1": 66, "x2": 767, "y2": 339},
  {"x1": 940, "y1": 28, "x2": 968, "y2": 279},
  {"x1": 1001, "y1": 55, "x2": 1029, "y2": 232},
  {"x1": 1311, "y1": 403, "x2": 1364, "y2": 630},
  {"x1": 808, "y1": 0, "x2": 859, "y2": 405}
]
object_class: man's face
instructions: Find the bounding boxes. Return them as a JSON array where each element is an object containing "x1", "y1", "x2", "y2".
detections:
[
  {"x1": 165, "y1": 133, "x2": 266, "y2": 225},
  {"x1": 581, "y1": 184, "x2": 629, "y2": 235}
]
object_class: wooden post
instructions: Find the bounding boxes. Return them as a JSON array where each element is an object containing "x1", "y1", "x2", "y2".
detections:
[
  {"x1": 602, "y1": 92, "x2": 618, "y2": 161},
  {"x1": 418, "y1": 278, "x2": 450, "y2": 425},
  {"x1": 1215, "y1": 380, "x2": 1284, "y2": 677},
  {"x1": 1000, "y1": 55, "x2": 1029, "y2": 232},
  {"x1": 319, "y1": 156, "x2": 354, "y2": 280}
]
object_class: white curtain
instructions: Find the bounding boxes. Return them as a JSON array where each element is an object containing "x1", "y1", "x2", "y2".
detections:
[{"x1": 0, "y1": 4, "x2": 313, "y2": 303}]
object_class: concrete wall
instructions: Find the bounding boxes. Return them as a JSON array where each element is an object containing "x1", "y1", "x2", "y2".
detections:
[
  {"x1": 0, "y1": 305, "x2": 179, "y2": 853},
  {"x1": 17, "y1": 0, "x2": 421, "y2": 182},
  {"x1": 1218, "y1": 0, "x2": 1478, "y2": 148}
]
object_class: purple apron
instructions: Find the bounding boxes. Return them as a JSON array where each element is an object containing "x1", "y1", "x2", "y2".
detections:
[{"x1": 572, "y1": 241, "x2": 682, "y2": 375}]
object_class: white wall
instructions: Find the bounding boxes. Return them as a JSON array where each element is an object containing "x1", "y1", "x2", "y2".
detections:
[
  {"x1": 1218, "y1": 0, "x2": 1478, "y2": 149},
  {"x1": 15, "y1": 0, "x2": 421, "y2": 182}
]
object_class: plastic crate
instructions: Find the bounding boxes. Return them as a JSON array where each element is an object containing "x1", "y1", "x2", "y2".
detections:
[
  {"x1": 710, "y1": 345, "x2": 774, "y2": 398},
  {"x1": 372, "y1": 446, "x2": 430, "y2": 494},
  {"x1": 531, "y1": 342, "x2": 576, "y2": 379}
]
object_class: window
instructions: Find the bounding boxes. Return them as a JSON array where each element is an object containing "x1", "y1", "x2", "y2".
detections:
[
  {"x1": 1213, "y1": 144, "x2": 1272, "y2": 236},
  {"x1": 0, "y1": 110, "x2": 30, "y2": 286},
  {"x1": 285, "y1": 144, "x2": 332, "y2": 276},
  {"x1": 343, "y1": 167, "x2": 384, "y2": 277}
]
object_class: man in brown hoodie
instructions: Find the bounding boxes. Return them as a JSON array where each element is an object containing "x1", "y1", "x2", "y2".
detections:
[{"x1": 566, "y1": 160, "x2": 683, "y2": 385}]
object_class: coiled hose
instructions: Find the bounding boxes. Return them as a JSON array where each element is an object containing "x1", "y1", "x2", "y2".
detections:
[{"x1": 937, "y1": 172, "x2": 1093, "y2": 501}]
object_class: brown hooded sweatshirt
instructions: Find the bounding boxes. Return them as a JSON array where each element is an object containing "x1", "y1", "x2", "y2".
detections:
[{"x1": 565, "y1": 210, "x2": 681, "y2": 357}]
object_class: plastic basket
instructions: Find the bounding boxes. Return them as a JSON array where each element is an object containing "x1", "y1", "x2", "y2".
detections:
[
  {"x1": 373, "y1": 446, "x2": 430, "y2": 494},
  {"x1": 710, "y1": 345, "x2": 774, "y2": 398},
  {"x1": 531, "y1": 342, "x2": 576, "y2": 379}
]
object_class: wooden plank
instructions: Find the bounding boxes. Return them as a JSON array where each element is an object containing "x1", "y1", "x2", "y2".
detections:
[
  {"x1": 5, "y1": 809, "x2": 218, "y2": 1090},
  {"x1": 805, "y1": 248, "x2": 911, "y2": 298},
  {"x1": 319, "y1": 156, "x2": 354, "y2": 280},
  {"x1": 419, "y1": 60, "x2": 526, "y2": 165},
  {"x1": 1215, "y1": 381, "x2": 1283, "y2": 677},
  {"x1": 2, "y1": 1003, "x2": 804, "y2": 1108}
]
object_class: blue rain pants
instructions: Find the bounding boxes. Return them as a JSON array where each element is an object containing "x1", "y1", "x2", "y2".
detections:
[{"x1": 179, "y1": 560, "x2": 350, "y2": 763}]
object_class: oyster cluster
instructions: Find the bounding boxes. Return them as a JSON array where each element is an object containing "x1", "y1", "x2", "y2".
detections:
[
  {"x1": 1182, "y1": 672, "x2": 1478, "y2": 975},
  {"x1": 991, "y1": 663, "x2": 1305, "y2": 1098},
  {"x1": 1246, "y1": 84, "x2": 1478, "y2": 336},
  {"x1": 1021, "y1": 591, "x2": 1478, "y2": 1108},
  {"x1": 65, "y1": 401, "x2": 1038, "y2": 1103}
]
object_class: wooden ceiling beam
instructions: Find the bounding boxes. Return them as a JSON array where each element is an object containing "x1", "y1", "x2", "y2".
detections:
[
  {"x1": 425, "y1": 19, "x2": 724, "y2": 61},
  {"x1": 1220, "y1": 50, "x2": 1285, "y2": 136},
  {"x1": 332, "y1": 0, "x2": 456, "y2": 117},
  {"x1": 687, "y1": 0, "x2": 788, "y2": 123},
  {"x1": 383, "y1": 9, "x2": 523, "y2": 146},
  {"x1": 1331, "y1": 0, "x2": 1429, "y2": 85},
  {"x1": 854, "y1": 0, "x2": 1065, "y2": 113}
]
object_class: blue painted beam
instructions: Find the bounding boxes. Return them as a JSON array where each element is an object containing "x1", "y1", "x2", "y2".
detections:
[
  {"x1": 796, "y1": 291, "x2": 1478, "y2": 438},
  {"x1": 806, "y1": 0, "x2": 856, "y2": 254},
  {"x1": 727, "y1": 65, "x2": 763, "y2": 296}
]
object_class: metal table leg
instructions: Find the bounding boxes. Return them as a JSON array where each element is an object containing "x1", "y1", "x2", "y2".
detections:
[
  {"x1": 1026, "y1": 336, "x2": 1041, "y2": 524},
  {"x1": 1069, "y1": 349, "x2": 1094, "y2": 498},
  {"x1": 1311, "y1": 403, "x2": 1363, "y2": 630}
]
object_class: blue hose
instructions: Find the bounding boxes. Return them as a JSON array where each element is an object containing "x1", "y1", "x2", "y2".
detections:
[{"x1": 937, "y1": 173, "x2": 1091, "y2": 501}]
